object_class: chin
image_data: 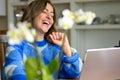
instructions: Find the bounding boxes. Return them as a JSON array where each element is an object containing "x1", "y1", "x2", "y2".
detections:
[{"x1": 43, "y1": 30, "x2": 49, "y2": 34}]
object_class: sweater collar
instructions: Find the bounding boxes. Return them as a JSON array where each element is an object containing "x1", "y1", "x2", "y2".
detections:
[{"x1": 36, "y1": 39, "x2": 47, "y2": 47}]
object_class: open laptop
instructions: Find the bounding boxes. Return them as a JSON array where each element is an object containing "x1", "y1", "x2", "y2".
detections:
[{"x1": 80, "y1": 47, "x2": 120, "y2": 80}]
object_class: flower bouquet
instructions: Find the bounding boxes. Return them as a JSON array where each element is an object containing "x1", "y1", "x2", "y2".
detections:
[{"x1": 58, "y1": 9, "x2": 96, "y2": 27}]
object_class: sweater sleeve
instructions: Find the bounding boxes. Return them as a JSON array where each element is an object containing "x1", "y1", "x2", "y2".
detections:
[
  {"x1": 2, "y1": 44, "x2": 27, "y2": 80},
  {"x1": 58, "y1": 48, "x2": 83, "y2": 79}
]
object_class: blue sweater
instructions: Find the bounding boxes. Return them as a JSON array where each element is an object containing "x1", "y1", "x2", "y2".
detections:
[{"x1": 2, "y1": 39, "x2": 82, "y2": 80}]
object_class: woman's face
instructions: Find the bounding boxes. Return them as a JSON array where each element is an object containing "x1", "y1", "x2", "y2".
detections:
[{"x1": 35, "y1": 3, "x2": 54, "y2": 34}]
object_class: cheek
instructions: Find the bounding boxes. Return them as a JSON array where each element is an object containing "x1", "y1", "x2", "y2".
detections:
[
  {"x1": 34, "y1": 16, "x2": 42, "y2": 27},
  {"x1": 51, "y1": 19, "x2": 54, "y2": 25}
]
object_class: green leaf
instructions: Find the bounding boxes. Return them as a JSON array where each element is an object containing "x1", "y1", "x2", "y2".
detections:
[
  {"x1": 48, "y1": 58, "x2": 60, "y2": 74},
  {"x1": 25, "y1": 57, "x2": 58, "y2": 80},
  {"x1": 39, "y1": 60, "x2": 54, "y2": 80},
  {"x1": 42, "y1": 74, "x2": 53, "y2": 80},
  {"x1": 25, "y1": 58, "x2": 40, "y2": 80}
]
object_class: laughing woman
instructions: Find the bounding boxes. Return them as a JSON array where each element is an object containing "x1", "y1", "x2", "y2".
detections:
[{"x1": 2, "y1": 0, "x2": 83, "y2": 80}]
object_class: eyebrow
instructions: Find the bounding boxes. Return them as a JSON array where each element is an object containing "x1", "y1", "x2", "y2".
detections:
[{"x1": 45, "y1": 8, "x2": 54, "y2": 14}]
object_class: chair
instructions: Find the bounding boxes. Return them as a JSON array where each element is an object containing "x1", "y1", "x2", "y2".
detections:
[
  {"x1": 0, "y1": 35, "x2": 8, "y2": 63},
  {"x1": 0, "y1": 35, "x2": 8, "y2": 79}
]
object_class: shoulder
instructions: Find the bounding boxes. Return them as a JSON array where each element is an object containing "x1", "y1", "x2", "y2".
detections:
[{"x1": 6, "y1": 40, "x2": 35, "y2": 57}]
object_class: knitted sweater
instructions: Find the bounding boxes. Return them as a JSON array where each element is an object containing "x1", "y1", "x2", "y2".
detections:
[{"x1": 2, "y1": 39, "x2": 82, "y2": 80}]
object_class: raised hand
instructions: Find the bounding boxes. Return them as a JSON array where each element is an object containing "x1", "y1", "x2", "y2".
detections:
[{"x1": 49, "y1": 32, "x2": 72, "y2": 57}]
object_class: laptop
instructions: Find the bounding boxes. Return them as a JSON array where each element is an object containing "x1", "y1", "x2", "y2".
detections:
[{"x1": 80, "y1": 47, "x2": 120, "y2": 80}]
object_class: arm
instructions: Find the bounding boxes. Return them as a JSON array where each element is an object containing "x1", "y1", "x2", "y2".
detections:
[
  {"x1": 2, "y1": 44, "x2": 27, "y2": 80},
  {"x1": 58, "y1": 48, "x2": 83, "y2": 79},
  {"x1": 49, "y1": 32, "x2": 73, "y2": 57},
  {"x1": 49, "y1": 32, "x2": 83, "y2": 78}
]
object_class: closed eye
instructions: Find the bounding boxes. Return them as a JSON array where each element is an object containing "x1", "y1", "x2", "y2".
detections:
[{"x1": 43, "y1": 9, "x2": 54, "y2": 18}]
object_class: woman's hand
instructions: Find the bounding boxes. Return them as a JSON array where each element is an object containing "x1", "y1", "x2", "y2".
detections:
[{"x1": 49, "y1": 32, "x2": 72, "y2": 57}]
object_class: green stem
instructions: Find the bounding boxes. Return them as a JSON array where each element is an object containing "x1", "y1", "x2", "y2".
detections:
[{"x1": 34, "y1": 43, "x2": 43, "y2": 80}]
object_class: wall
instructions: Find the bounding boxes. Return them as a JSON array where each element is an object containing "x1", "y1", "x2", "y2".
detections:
[
  {"x1": 0, "y1": 16, "x2": 7, "y2": 30},
  {"x1": 0, "y1": 0, "x2": 7, "y2": 30}
]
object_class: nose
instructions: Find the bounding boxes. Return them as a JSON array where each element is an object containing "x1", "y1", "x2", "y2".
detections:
[
  {"x1": 45, "y1": 12, "x2": 53, "y2": 20},
  {"x1": 46, "y1": 14, "x2": 52, "y2": 20}
]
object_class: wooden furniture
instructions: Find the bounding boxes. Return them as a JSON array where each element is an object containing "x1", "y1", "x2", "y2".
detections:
[
  {"x1": 0, "y1": 34, "x2": 8, "y2": 80},
  {"x1": 0, "y1": 30, "x2": 7, "y2": 34},
  {"x1": 0, "y1": 35, "x2": 8, "y2": 69},
  {"x1": 0, "y1": 30, "x2": 7, "y2": 80},
  {"x1": 0, "y1": 30, "x2": 7, "y2": 69}
]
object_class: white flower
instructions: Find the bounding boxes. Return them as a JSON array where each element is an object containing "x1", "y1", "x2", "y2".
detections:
[
  {"x1": 74, "y1": 9, "x2": 86, "y2": 23},
  {"x1": 7, "y1": 21, "x2": 36, "y2": 45},
  {"x1": 58, "y1": 9, "x2": 96, "y2": 30},
  {"x1": 31, "y1": 29, "x2": 37, "y2": 38},
  {"x1": 58, "y1": 17, "x2": 74, "y2": 30},
  {"x1": 17, "y1": 22, "x2": 35, "y2": 43},
  {"x1": 7, "y1": 28, "x2": 23, "y2": 45},
  {"x1": 74, "y1": 9, "x2": 84, "y2": 17},
  {"x1": 62, "y1": 9, "x2": 75, "y2": 20},
  {"x1": 84, "y1": 11, "x2": 96, "y2": 25},
  {"x1": 74, "y1": 14, "x2": 86, "y2": 23},
  {"x1": 72, "y1": 9, "x2": 96, "y2": 24},
  {"x1": 58, "y1": 9, "x2": 75, "y2": 30}
]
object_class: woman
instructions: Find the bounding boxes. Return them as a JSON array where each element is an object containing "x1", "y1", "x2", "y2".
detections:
[{"x1": 2, "y1": 0, "x2": 83, "y2": 80}]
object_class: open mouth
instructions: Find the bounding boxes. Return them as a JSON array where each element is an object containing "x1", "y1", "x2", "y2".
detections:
[{"x1": 43, "y1": 21, "x2": 50, "y2": 25}]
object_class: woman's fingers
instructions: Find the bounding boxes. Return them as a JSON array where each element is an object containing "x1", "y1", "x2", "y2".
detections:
[
  {"x1": 51, "y1": 32, "x2": 63, "y2": 40},
  {"x1": 49, "y1": 32, "x2": 65, "y2": 46}
]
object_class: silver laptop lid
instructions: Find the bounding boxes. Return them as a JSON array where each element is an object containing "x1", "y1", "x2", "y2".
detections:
[{"x1": 80, "y1": 47, "x2": 120, "y2": 80}]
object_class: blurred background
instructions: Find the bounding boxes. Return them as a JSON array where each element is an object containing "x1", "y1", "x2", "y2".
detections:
[{"x1": 0, "y1": 1, "x2": 120, "y2": 78}]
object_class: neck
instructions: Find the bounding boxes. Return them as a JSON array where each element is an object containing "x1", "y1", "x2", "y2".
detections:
[{"x1": 36, "y1": 33, "x2": 44, "y2": 41}]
